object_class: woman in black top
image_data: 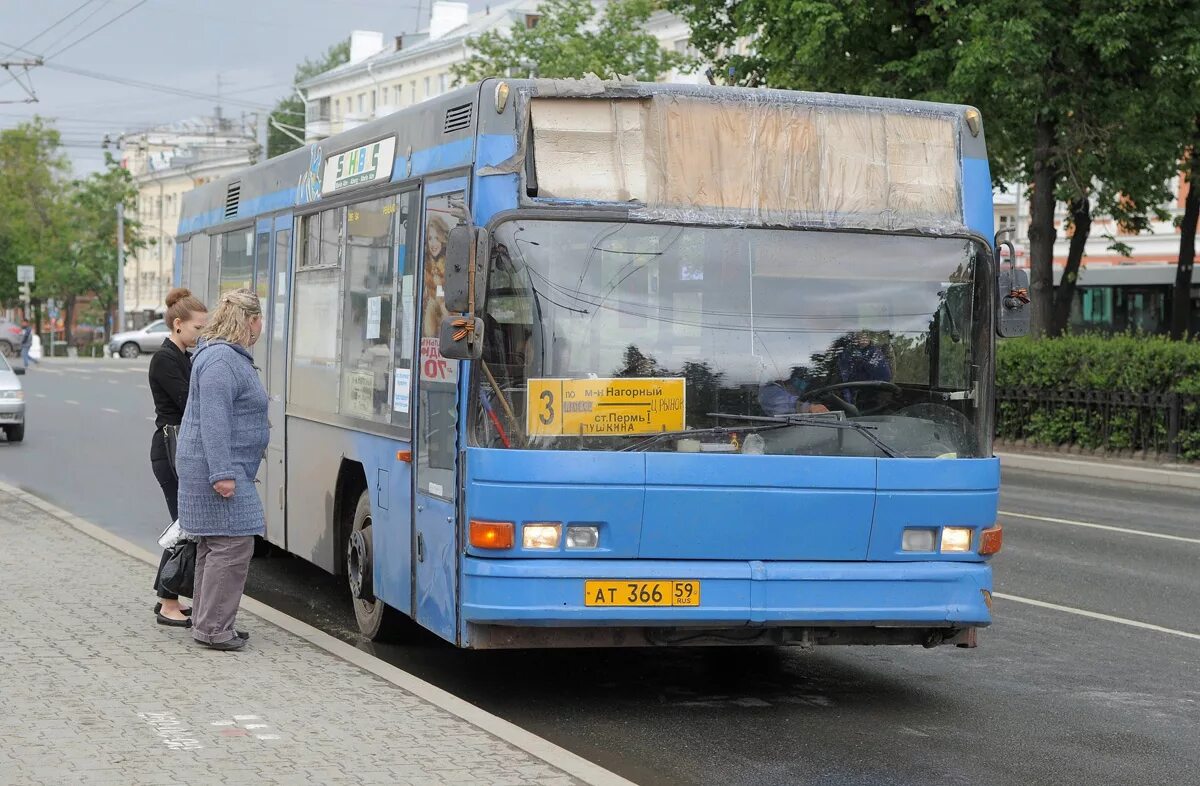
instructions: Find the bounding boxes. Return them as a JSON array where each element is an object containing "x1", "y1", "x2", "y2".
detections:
[{"x1": 149, "y1": 287, "x2": 207, "y2": 625}]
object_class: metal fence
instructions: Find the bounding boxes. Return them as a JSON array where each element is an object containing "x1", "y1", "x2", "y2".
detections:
[{"x1": 996, "y1": 387, "x2": 1200, "y2": 462}]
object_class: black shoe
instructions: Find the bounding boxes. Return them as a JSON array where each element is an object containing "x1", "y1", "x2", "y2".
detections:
[
  {"x1": 196, "y1": 636, "x2": 247, "y2": 651},
  {"x1": 236, "y1": 630, "x2": 250, "y2": 640},
  {"x1": 156, "y1": 612, "x2": 192, "y2": 628},
  {"x1": 153, "y1": 603, "x2": 192, "y2": 616}
]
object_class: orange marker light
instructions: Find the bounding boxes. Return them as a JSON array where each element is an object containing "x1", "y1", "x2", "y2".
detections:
[
  {"x1": 979, "y1": 524, "x2": 1003, "y2": 555},
  {"x1": 470, "y1": 520, "x2": 514, "y2": 549}
]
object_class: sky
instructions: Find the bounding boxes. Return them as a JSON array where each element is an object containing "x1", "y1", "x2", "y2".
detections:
[{"x1": 0, "y1": 0, "x2": 485, "y2": 174}]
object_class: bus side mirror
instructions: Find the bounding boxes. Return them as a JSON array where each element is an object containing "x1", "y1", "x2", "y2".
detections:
[
  {"x1": 995, "y1": 235, "x2": 1030, "y2": 337},
  {"x1": 440, "y1": 223, "x2": 489, "y2": 360},
  {"x1": 443, "y1": 225, "x2": 489, "y2": 314}
]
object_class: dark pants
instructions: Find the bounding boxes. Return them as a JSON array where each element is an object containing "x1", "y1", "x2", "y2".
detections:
[
  {"x1": 191, "y1": 535, "x2": 255, "y2": 645},
  {"x1": 150, "y1": 430, "x2": 180, "y2": 601}
]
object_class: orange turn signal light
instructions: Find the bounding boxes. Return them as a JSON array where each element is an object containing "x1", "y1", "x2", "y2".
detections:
[
  {"x1": 470, "y1": 520, "x2": 514, "y2": 550},
  {"x1": 979, "y1": 524, "x2": 1003, "y2": 555}
]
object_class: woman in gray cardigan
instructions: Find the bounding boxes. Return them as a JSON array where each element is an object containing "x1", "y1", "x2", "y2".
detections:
[{"x1": 177, "y1": 288, "x2": 268, "y2": 651}]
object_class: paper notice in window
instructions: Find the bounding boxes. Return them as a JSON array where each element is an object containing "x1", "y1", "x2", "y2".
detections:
[
  {"x1": 393, "y1": 368, "x2": 411, "y2": 413},
  {"x1": 366, "y1": 295, "x2": 382, "y2": 340}
]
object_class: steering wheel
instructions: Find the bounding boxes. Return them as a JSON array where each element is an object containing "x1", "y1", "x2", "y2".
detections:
[{"x1": 798, "y1": 380, "x2": 903, "y2": 418}]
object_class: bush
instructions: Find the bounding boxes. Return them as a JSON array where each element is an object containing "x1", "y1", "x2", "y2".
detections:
[
  {"x1": 996, "y1": 335, "x2": 1200, "y2": 461},
  {"x1": 997, "y1": 335, "x2": 1200, "y2": 393}
]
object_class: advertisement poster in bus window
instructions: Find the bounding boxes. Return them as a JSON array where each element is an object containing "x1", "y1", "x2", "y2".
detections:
[
  {"x1": 419, "y1": 193, "x2": 463, "y2": 384},
  {"x1": 418, "y1": 192, "x2": 464, "y2": 482}
]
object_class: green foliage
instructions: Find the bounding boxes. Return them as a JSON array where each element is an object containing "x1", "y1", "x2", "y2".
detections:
[
  {"x1": 453, "y1": 0, "x2": 692, "y2": 84},
  {"x1": 0, "y1": 122, "x2": 145, "y2": 338},
  {"x1": 997, "y1": 335, "x2": 1200, "y2": 460},
  {"x1": 54, "y1": 155, "x2": 149, "y2": 332},
  {"x1": 269, "y1": 39, "x2": 350, "y2": 159},
  {"x1": 0, "y1": 120, "x2": 71, "y2": 306}
]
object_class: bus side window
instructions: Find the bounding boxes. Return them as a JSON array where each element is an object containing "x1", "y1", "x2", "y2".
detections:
[
  {"x1": 290, "y1": 208, "x2": 344, "y2": 416},
  {"x1": 340, "y1": 196, "x2": 398, "y2": 424}
]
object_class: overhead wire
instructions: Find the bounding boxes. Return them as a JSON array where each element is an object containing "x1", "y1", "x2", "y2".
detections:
[
  {"x1": 44, "y1": 0, "x2": 152, "y2": 60},
  {"x1": 0, "y1": 0, "x2": 99, "y2": 61}
]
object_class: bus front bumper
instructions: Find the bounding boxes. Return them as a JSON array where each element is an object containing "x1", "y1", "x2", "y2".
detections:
[{"x1": 461, "y1": 558, "x2": 993, "y2": 630}]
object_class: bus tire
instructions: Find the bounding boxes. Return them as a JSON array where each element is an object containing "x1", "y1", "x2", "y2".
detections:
[{"x1": 347, "y1": 489, "x2": 406, "y2": 641}]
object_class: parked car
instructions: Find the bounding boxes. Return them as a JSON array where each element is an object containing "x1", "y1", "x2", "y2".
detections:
[
  {"x1": 109, "y1": 320, "x2": 170, "y2": 358},
  {"x1": 0, "y1": 319, "x2": 23, "y2": 358},
  {"x1": 0, "y1": 352, "x2": 25, "y2": 443}
]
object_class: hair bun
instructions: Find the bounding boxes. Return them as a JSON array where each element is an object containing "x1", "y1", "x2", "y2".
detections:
[{"x1": 165, "y1": 287, "x2": 193, "y2": 308}]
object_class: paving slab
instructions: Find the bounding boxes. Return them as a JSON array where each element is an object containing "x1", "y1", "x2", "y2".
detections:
[{"x1": 0, "y1": 486, "x2": 632, "y2": 786}]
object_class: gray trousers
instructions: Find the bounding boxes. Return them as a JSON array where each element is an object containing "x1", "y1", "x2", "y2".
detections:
[{"x1": 191, "y1": 535, "x2": 254, "y2": 645}]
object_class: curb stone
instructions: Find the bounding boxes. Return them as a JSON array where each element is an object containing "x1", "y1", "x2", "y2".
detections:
[{"x1": 997, "y1": 451, "x2": 1200, "y2": 492}]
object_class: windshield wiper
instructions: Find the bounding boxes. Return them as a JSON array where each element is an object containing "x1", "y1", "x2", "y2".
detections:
[
  {"x1": 619, "y1": 422, "x2": 791, "y2": 452},
  {"x1": 706, "y1": 412, "x2": 905, "y2": 458}
]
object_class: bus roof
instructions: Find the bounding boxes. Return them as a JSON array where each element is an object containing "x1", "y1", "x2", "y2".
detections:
[{"x1": 179, "y1": 79, "x2": 990, "y2": 240}]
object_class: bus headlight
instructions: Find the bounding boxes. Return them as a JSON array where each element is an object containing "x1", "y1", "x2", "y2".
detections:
[
  {"x1": 523, "y1": 523, "x2": 562, "y2": 549},
  {"x1": 902, "y1": 529, "x2": 936, "y2": 552},
  {"x1": 941, "y1": 527, "x2": 974, "y2": 553},
  {"x1": 566, "y1": 525, "x2": 600, "y2": 549}
]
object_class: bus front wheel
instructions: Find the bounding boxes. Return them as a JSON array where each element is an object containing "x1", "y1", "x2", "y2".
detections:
[{"x1": 347, "y1": 489, "x2": 406, "y2": 641}]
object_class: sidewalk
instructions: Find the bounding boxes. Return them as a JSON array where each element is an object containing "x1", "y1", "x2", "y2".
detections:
[
  {"x1": 997, "y1": 449, "x2": 1200, "y2": 491},
  {"x1": 0, "y1": 486, "x2": 630, "y2": 786}
]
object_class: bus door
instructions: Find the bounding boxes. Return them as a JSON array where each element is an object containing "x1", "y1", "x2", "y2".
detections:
[
  {"x1": 412, "y1": 183, "x2": 467, "y2": 643},
  {"x1": 262, "y1": 214, "x2": 292, "y2": 548}
]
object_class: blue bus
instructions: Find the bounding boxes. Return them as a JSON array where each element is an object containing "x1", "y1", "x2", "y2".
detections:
[{"x1": 176, "y1": 79, "x2": 1030, "y2": 648}]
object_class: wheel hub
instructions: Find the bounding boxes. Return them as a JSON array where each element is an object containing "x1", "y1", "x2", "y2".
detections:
[{"x1": 347, "y1": 527, "x2": 373, "y2": 600}]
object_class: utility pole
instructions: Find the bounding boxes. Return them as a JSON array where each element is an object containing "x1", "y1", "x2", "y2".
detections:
[
  {"x1": 0, "y1": 58, "x2": 43, "y2": 104},
  {"x1": 116, "y1": 202, "x2": 125, "y2": 334}
]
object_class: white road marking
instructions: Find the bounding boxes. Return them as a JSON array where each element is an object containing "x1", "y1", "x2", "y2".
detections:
[
  {"x1": 146, "y1": 417, "x2": 155, "y2": 422},
  {"x1": 243, "y1": 723, "x2": 268, "y2": 729},
  {"x1": 101, "y1": 408, "x2": 119, "y2": 414},
  {"x1": 994, "y1": 592, "x2": 1200, "y2": 641},
  {"x1": 64, "y1": 400, "x2": 79, "y2": 406},
  {"x1": 209, "y1": 721, "x2": 235, "y2": 727},
  {"x1": 34, "y1": 393, "x2": 46, "y2": 399},
  {"x1": 107, "y1": 379, "x2": 119, "y2": 385},
  {"x1": 999, "y1": 509, "x2": 1200, "y2": 545},
  {"x1": 232, "y1": 714, "x2": 259, "y2": 721},
  {"x1": 255, "y1": 734, "x2": 281, "y2": 740}
]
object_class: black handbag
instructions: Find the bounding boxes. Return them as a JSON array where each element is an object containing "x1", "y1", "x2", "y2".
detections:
[
  {"x1": 159, "y1": 540, "x2": 196, "y2": 598},
  {"x1": 162, "y1": 425, "x2": 180, "y2": 476}
]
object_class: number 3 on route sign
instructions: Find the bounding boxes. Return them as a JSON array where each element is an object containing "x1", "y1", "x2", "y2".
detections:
[{"x1": 526, "y1": 377, "x2": 685, "y2": 437}]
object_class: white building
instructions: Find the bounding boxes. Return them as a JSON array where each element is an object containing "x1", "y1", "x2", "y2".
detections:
[
  {"x1": 119, "y1": 115, "x2": 260, "y2": 324},
  {"x1": 994, "y1": 173, "x2": 1195, "y2": 271},
  {"x1": 299, "y1": 0, "x2": 708, "y2": 143}
]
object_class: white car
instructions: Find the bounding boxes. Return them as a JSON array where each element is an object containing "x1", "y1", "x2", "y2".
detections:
[
  {"x1": 108, "y1": 320, "x2": 170, "y2": 358},
  {"x1": 0, "y1": 352, "x2": 25, "y2": 443}
]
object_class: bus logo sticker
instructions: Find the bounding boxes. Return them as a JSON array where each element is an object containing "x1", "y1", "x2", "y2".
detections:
[
  {"x1": 526, "y1": 378, "x2": 685, "y2": 437},
  {"x1": 321, "y1": 136, "x2": 397, "y2": 195}
]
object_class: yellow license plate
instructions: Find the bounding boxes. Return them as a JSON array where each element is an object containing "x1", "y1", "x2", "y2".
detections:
[{"x1": 584, "y1": 580, "x2": 700, "y2": 607}]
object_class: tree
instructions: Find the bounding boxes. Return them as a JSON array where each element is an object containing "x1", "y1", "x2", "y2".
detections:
[
  {"x1": 268, "y1": 39, "x2": 350, "y2": 159},
  {"x1": 668, "y1": 0, "x2": 1189, "y2": 337},
  {"x1": 453, "y1": 0, "x2": 691, "y2": 84},
  {"x1": 0, "y1": 120, "x2": 71, "y2": 309},
  {"x1": 46, "y1": 155, "x2": 148, "y2": 344},
  {"x1": 1174, "y1": 125, "x2": 1200, "y2": 340}
]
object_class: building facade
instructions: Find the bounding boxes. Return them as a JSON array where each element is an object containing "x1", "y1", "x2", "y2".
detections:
[
  {"x1": 119, "y1": 116, "x2": 260, "y2": 325},
  {"x1": 299, "y1": 0, "x2": 708, "y2": 143}
]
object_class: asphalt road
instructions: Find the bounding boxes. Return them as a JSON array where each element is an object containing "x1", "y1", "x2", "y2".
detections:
[{"x1": 2, "y1": 357, "x2": 1198, "y2": 786}]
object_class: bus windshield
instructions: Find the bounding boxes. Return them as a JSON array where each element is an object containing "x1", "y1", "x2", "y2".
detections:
[{"x1": 474, "y1": 220, "x2": 992, "y2": 458}]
